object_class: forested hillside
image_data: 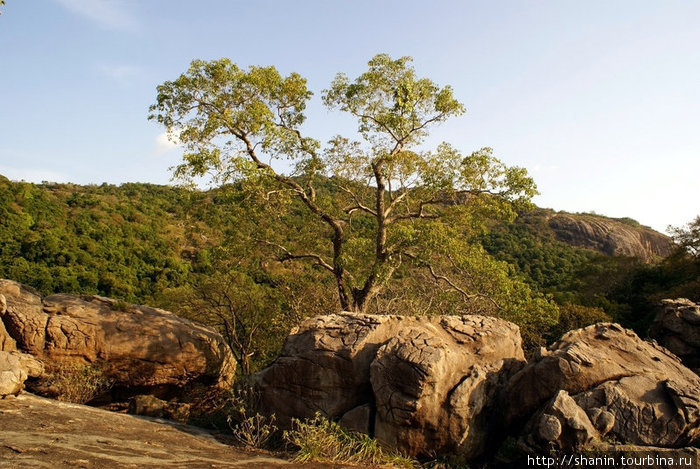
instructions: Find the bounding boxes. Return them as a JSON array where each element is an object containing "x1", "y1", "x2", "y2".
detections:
[{"x1": 1, "y1": 175, "x2": 696, "y2": 371}]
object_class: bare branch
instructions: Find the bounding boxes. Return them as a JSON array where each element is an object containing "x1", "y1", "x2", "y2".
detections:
[
  {"x1": 254, "y1": 238, "x2": 335, "y2": 274},
  {"x1": 401, "y1": 252, "x2": 502, "y2": 310},
  {"x1": 337, "y1": 183, "x2": 377, "y2": 216}
]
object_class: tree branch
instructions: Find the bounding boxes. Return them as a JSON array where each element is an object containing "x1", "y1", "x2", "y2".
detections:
[
  {"x1": 254, "y1": 238, "x2": 335, "y2": 273},
  {"x1": 337, "y1": 184, "x2": 377, "y2": 216}
]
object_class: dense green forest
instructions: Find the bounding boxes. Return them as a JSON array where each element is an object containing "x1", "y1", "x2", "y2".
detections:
[{"x1": 1, "y1": 175, "x2": 697, "y2": 373}]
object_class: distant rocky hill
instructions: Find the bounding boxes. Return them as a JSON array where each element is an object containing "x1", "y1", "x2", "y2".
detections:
[{"x1": 521, "y1": 209, "x2": 674, "y2": 262}]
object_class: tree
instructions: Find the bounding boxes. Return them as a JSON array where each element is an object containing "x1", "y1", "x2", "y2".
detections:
[
  {"x1": 149, "y1": 54, "x2": 539, "y2": 314},
  {"x1": 669, "y1": 216, "x2": 700, "y2": 258},
  {"x1": 162, "y1": 269, "x2": 289, "y2": 376}
]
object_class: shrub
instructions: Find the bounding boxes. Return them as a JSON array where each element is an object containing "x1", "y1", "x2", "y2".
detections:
[
  {"x1": 41, "y1": 361, "x2": 113, "y2": 404},
  {"x1": 283, "y1": 412, "x2": 417, "y2": 468},
  {"x1": 228, "y1": 413, "x2": 277, "y2": 448}
]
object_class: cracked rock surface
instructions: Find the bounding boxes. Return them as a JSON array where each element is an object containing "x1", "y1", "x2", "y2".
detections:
[
  {"x1": 0, "y1": 393, "x2": 347, "y2": 468},
  {"x1": 0, "y1": 279, "x2": 236, "y2": 403},
  {"x1": 506, "y1": 323, "x2": 700, "y2": 452},
  {"x1": 650, "y1": 298, "x2": 700, "y2": 375},
  {"x1": 257, "y1": 312, "x2": 525, "y2": 459}
]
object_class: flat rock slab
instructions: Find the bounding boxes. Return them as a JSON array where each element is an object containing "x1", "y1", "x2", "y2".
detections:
[{"x1": 0, "y1": 394, "x2": 349, "y2": 469}]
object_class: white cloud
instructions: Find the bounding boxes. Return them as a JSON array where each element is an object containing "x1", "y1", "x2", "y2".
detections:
[
  {"x1": 53, "y1": 0, "x2": 138, "y2": 32},
  {"x1": 153, "y1": 131, "x2": 180, "y2": 156}
]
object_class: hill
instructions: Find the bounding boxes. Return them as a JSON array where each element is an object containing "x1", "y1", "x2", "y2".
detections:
[{"x1": 1, "y1": 174, "x2": 694, "y2": 362}]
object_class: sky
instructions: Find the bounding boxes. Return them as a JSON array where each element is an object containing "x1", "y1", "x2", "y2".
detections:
[{"x1": 0, "y1": 1, "x2": 698, "y2": 233}]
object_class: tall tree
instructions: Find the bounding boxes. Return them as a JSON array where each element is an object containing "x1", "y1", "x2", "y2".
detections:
[{"x1": 150, "y1": 54, "x2": 538, "y2": 314}]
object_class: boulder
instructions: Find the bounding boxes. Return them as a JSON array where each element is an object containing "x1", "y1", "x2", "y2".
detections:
[
  {"x1": 650, "y1": 298, "x2": 700, "y2": 374},
  {"x1": 574, "y1": 375, "x2": 700, "y2": 447},
  {"x1": 0, "y1": 351, "x2": 43, "y2": 397},
  {"x1": 505, "y1": 323, "x2": 700, "y2": 451},
  {"x1": 0, "y1": 279, "x2": 235, "y2": 402},
  {"x1": 0, "y1": 281, "x2": 46, "y2": 353},
  {"x1": 371, "y1": 315, "x2": 524, "y2": 459},
  {"x1": 519, "y1": 390, "x2": 600, "y2": 452},
  {"x1": 128, "y1": 394, "x2": 191, "y2": 422},
  {"x1": 257, "y1": 312, "x2": 525, "y2": 459},
  {"x1": 256, "y1": 312, "x2": 401, "y2": 424},
  {"x1": 0, "y1": 294, "x2": 17, "y2": 352}
]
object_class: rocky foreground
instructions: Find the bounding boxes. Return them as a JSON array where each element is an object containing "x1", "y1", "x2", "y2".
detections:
[
  {"x1": 1, "y1": 278, "x2": 700, "y2": 467},
  {"x1": 0, "y1": 393, "x2": 349, "y2": 469},
  {"x1": 257, "y1": 310, "x2": 700, "y2": 464}
]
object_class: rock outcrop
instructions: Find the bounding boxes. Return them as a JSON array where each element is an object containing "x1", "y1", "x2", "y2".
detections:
[
  {"x1": 261, "y1": 313, "x2": 700, "y2": 464},
  {"x1": 370, "y1": 316, "x2": 524, "y2": 459},
  {"x1": 0, "y1": 279, "x2": 235, "y2": 403},
  {"x1": 546, "y1": 212, "x2": 673, "y2": 261},
  {"x1": 650, "y1": 298, "x2": 700, "y2": 375},
  {"x1": 531, "y1": 210, "x2": 673, "y2": 262},
  {"x1": 504, "y1": 323, "x2": 700, "y2": 452},
  {"x1": 257, "y1": 312, "x2": 525, "y2": 459},
  {"x1": 0, "y1": 393, "x2": 331, "y2": 468}
]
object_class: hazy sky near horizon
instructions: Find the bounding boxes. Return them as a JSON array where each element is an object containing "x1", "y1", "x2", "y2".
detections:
[{"x1": 1, "y1": 1, "x2": 698, "y2": 233}]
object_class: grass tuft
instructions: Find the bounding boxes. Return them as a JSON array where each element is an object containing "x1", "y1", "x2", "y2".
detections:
[{"x1": 283, "y1": 412, "x2": 418, "y2": 468}]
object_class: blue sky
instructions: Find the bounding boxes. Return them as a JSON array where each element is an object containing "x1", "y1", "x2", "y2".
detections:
[{"x1": 1, "y1": 1, "x2": 698, "y2": 233}]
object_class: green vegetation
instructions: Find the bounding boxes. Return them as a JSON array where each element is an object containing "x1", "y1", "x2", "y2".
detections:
[
  {"x1": 39, "y1": 361, "x2": 114, "y2": 404},
  {"x1": 149, "y1": 54, "x2": 539, "y2": 319},
  {"x1": 284, "y1": 412, "x2": 418, "y2": 468},
  {"x1": 1, "y1": 55, "x2": 697, "y2": 372},
  {"x1": 0, "y1": 176, "x2": 192, "y2": 301},
  {"x1": 2, "y1": 175, "x2": 697, "y2": 365}
]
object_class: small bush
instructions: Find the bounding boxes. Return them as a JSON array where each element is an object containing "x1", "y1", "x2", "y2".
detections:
[
  {"x1": 228, "y1": 413, "x2": 277, "y2": 448},
  {"x1": 283, "y1": 412, "x2": 418, "y2": 468},
  {"x1": 42, "y1": 361, "x2": 114, "y2": 404}
]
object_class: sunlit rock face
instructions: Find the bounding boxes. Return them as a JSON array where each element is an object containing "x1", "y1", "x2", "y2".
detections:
[
  {"x1": 505, "y1": 323, "x2": 700, "y2": 452},
  {"x1": 546, "y1": 212, "x2": 673, "y2": 261},
  {"x1": 0, "y1": 279, "x2": 236, "y2": 403},
  {"x1": 257, "y1": 312, "x2": 526, "y2": 459}
]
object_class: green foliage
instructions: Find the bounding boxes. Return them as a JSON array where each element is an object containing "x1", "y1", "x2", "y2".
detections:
[
  {"x1": 0, "y1": 176, "x2": 192, "y2": 302},
  {"x1": 158, "y1": 267, "x2": 292, "y2": 375},
  {"x1": 669, "y1": 215, "x2": 700, "y2": 258},
  {"x1": 2, "y1": 169, "x2": 695, "y2": 358},
  {"x1": 480, "y1": 212, "x2": 596, "y2": 292},
  {"x1": 548, "y1": 303, "x2": 612, "y2": 341},
  {"x1": 283, "y1": 412, "x2": 418, "y2": 468},
  {"x1": 149, "y1": 52, "x2": 549, "y2": 345}
]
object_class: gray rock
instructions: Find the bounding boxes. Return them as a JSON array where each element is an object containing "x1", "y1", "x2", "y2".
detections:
[
  {"x1": 521, "y1": 390, "x2": 599, "y2": 451},
  {"x1": 258, "y1": 312, "x2": 525, "y2": 460}
]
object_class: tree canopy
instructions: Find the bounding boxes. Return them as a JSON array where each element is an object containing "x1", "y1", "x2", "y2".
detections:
[
  {"x1": 669, "y1": 216, "x2": 700, "y2": 258},
  {"x1": 150, "y1": 54, "x2": 541, "y2": 319}
]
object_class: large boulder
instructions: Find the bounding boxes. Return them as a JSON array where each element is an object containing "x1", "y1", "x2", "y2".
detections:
[
  {"x1": 0, "y1": 279, "x2": 235, "y2": 402},
  {"x1": 256, "y1": 313, "x2": 401, "y2": 424},
  {"x1": 650, "y1": 298, "x2": 700, "y2": 375},
  {"x1": 504, "y1": 323, "x2": 700, "y2": 451},
  {"x1": 370, "y1": 315, "x2": 524, "y2": 459},
  {"x1": 257, "y1": 312, "x2": 525, "y2": 459},
  {"x1": 519, "y1": 390, "x2": 600, "y2": 452}
]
